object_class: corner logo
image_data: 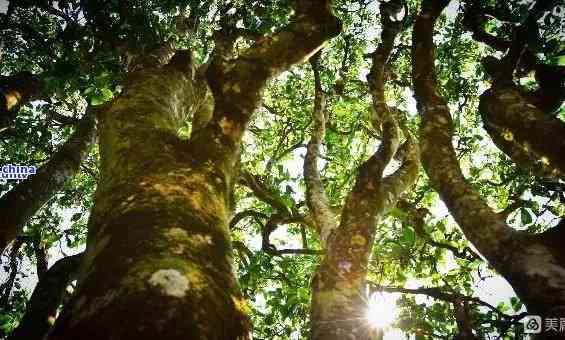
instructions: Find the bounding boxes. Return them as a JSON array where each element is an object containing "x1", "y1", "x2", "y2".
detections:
[{"x1": 523, "y1": 315, "x2": 542, "y2": 334}]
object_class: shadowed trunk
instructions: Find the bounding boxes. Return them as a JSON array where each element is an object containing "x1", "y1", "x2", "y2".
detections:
[
  {"x1": 9, "y1": 253, "x2": 83, "y2": 340},
  {"x1": 479, "y1": 83, "x2": 565, "y2": 180},
  {"x1": 47, "y1": 0, "x2": 341, "y2": 335}
]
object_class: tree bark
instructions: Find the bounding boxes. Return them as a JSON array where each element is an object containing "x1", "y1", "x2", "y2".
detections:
[
  {"x1": 46, "y1": 53, "x2": 254, "y2": 340},
  {"x1": 47, "y1": 1, "x2": 341, "y2": 338},
  {"x1": 413, "y1": 2, "x2": 565, "y2": 337},
  {"x1": 479, "y1": 83, "x2": 565, "y2": 180},
  {"x1": 9, "y1": 253, "x2": 82, "y2": 340},
  {"x1": 0, "y1": 111, "x2": 97, "y2": 254},
  {"x1": 309, "y1": 5, "x2": 419, "y2": 338}
]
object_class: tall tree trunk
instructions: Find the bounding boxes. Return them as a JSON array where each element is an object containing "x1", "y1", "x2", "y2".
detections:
[
  {"x1": 0, "y1": 111, "x2": 96, "y2": 254},
  {"x1": 47, "y1": 53, "x2": 253, "y2": 339},
  {"x1": 47, "y1": 1, "x2": 340, "y2": 337},
  {"x1": 310, "y1": 253, "x2": 375, "y2": 340},
  {"x1": 307, "y1": 6, "x2": 419, "y2": 336}
]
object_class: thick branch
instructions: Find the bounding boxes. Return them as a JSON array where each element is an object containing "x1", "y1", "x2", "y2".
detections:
[
  {"x1": 33, "y1": 239, "x2": 48, "y2": 280},
  {"x1": 204, "y1": 0, "x2": 342, "y2": 144},
  {"x1": 0, "y1": 238, "x2": 25, "y2": 308},
  {"x1": 494, "y1": 0, "x2": 558, "y2": 82},
  {"x1": 469, "y1": 1, "x2": 565, "y2": 114},
  {"x1": 0, "y1": 111, "x2": 97, "y2": 254},
  {"x1": 316, "y1": 0, "x2": 418, "y2": 284},
  {"x1": 479, "y1": 83, "x2": 565, "y2": 181},
  {"x1": 338, "y1": 0, "x2": 412, "y2": 240},
  {"x1": 8, "y1": 253, "x2": 83, "y2": 340},
  {"x1": 413, "y1": 0, "x2": 519, "y2": 265},
  {"x1": 380, "y1": 133, "x2": 420, "y2": 212}
]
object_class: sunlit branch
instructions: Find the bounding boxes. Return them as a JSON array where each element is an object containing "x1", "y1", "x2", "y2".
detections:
[
  {"x1": 304, "y1": 51, "x2": 338, "y2": 247},
  {"x1": 205, "y1": 0, "x2": 342, "y2": 138},
  {"x1": 368, "y1": 283, "x2": 523, "y2": 322},
  {"x1": 340, "y1": 0, "x2": 417, "y2": 236}
]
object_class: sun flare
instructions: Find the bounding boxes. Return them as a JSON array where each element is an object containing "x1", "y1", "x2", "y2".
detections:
[{"x1": 366, "y1": 292, "x2": 399, "y2": 329}]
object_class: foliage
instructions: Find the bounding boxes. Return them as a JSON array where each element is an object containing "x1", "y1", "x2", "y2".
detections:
[{"x1": 0, "y1": 0, "x2": 563, "y2": 339}]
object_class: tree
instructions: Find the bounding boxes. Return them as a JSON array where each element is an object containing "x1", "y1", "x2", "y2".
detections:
[
  {"x1": 414, "y1": 0, "x2": 565, "y2": 338},
  {"x1": 306, "y1": 2, "x2": 419, "y2": 338},
  {"x1": 1, "y1": 0, "x2": 564, "y2": 339},
  {"x1": 2, "y1": 0, "x2": 341, "y2": 339}
]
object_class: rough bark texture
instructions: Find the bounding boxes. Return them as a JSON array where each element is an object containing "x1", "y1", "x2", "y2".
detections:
[
  {"x1": 309, "y1": 4, "x2": 419, "y2": 338},
  {"x1": 414, "y1": 2, "x2": 565, "y2": 338},
  {"x1": 466, "y1": 0, "x2": 565, "y2": 180},
  {"x1": 48, "y1": 2, "x2": 341, "y2": 338},
  {"x1": 304, "y1": 53, "x2": 338, "y2": 248},
  {"x1": 0, "y1": 71, "x2": 43, "y2": 131},
  {"x1": 0, "y1": 112, "x2": 97, "y2": 254},
  {"x1": 47, "y1": 53, "x2": 253, "y2": 340},
  {"x1": 9, "y1": 253, "x2": 82, "y2": 340},
  {"x1": 479, "y1": 84, "x2": 565, "y2": 180}
]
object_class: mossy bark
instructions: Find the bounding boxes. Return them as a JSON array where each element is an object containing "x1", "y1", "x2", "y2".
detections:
[
  {"x1": 310, "y1": 260, "x2": 376, "y2": 340},
  {"x1": 46, "y1": 2, "x2": 341, "y2": 336},
  {"x1": 308, "y1": 5, "x2": 416, "y2": 337},
  {"x1": 47, "y1": 56, "x2": 251, "y2": 340},
  {"x1": 479, "y1": 84, "x2": 565, "y2": 179}
]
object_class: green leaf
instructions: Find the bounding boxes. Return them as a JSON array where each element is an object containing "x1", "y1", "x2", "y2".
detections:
[
  {"x1": 90, "y1": 95, "x2": 105, "y2": 106},
  {"x1": 510, "y1": 296, "x2": 523, "y2": 312},
  {"x1": 550, "y1": 55, "x2": 565, "y2": 66},
  {"x1": 84, "y1": 86, "x2": 96, "y2": 95},
  {"x1": 520, "y1": 208, "x2": 533, "y2": 225},
  {"x1": 100, "y1": 88, "x2": 114, "y2": 100},
  {"x1": 402, "y1": 226, "x2": 416, "y2": 246}
]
